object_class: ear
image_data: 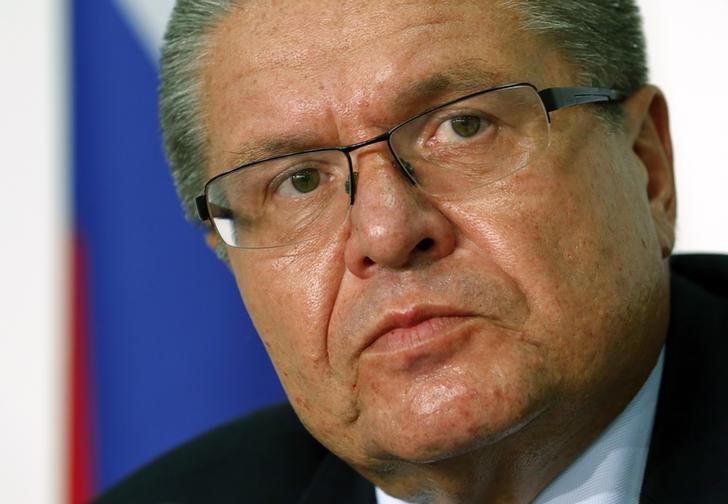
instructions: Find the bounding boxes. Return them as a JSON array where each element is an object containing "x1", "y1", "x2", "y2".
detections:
[
  {"x1": 623, "y1": 85, "x2": 677, "y2": 258},
  {"x1": 205, "y1": 229, "x2": 233, "y2": 265},
  {"x1": 205, "y1": 230, "x2": 220, "y2": 251}
]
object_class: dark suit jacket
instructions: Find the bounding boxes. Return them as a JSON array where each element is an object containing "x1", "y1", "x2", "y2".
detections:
[{"x1": 93, "y1": 254, "x2": 728, "y2": 503}]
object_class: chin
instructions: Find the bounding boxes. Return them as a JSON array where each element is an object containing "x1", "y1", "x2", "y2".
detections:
[{"x1": 358, "y1": 378, "x2": 549, "y2": 465}]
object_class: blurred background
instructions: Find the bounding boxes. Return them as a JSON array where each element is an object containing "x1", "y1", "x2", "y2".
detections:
[{"x1": 0, "y1": 1, "x2": 726, "y2": 502}]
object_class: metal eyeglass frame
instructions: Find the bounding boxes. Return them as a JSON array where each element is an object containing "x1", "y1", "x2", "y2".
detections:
[{"x1": 195, "y1": 82, "x2": 625, "y2": 224}]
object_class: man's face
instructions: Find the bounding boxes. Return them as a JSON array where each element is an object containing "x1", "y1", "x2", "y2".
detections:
[{"x1": 201, "y1": 0, "x2": 672, "y2": 479}]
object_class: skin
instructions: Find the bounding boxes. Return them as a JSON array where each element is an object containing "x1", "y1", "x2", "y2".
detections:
[{"x1": 199, "y1": 1, "x2": 676, "y2": 502}]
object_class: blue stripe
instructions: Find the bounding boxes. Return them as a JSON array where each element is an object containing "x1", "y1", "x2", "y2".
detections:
[{"x1": 72, "y1": 0, "x2": 285, "y2": 490}]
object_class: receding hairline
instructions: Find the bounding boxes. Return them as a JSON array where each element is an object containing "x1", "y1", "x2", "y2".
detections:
[{"x1": 160, "y1": 0, "x2": 646, "y2": 223}]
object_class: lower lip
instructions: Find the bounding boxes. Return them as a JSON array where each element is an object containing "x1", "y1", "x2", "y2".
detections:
[{"x1": 364, "y1": 316, "x2": 475, "y2": 357}]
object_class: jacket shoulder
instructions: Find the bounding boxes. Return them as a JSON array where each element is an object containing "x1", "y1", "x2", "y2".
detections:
[
  {"x1": 670, "y1": 253, "x2": 728, "y2": 300},
  {"x1": 642, "y1": 254, "x2": 728, "y2": 501},
  {"x1": 92, "y1": 402, "x2": 327, "y2": 504}
]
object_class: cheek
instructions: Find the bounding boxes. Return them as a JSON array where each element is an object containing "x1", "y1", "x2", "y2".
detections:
[
  {"x1": 228, "y1": 241, "x2": 362, "y2": 422},
  {"x1": 450, "y1": 138, "x2": 653, "y2": 282},
  {"x1": 231, "y1": 245, "x2": 339, "y2": 356},
  {"x1": 442, "y1": 142, "x2": 661, "y2": 375}
]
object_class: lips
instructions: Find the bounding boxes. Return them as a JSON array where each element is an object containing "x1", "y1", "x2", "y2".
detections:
[
  {"x1": 361, "y1": 307, "x2": 478, "y2": 356},
  {"x1": 331, "y1": 269, "x2": 530, "y2": 369}
]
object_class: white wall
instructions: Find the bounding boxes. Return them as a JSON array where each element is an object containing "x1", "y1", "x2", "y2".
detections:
[
  {"x1": 640, "y1": 0, "x2": 728, "y2": 253},
  {"x1": 0, "y1": 2, "x2": 67, "y2": 504},
  {"x1": 0, "y1": 2, "x2": 724, "y2": 503}
]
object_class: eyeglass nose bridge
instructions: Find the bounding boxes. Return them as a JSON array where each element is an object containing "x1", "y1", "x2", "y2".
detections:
[{"x1": 339, "y1": 130, "x2": 418, "y2": 204}]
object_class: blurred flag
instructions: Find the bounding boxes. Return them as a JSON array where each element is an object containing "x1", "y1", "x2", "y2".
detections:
[{"x1": 70, "y1": 1, "x2": 285, "y2": 500}]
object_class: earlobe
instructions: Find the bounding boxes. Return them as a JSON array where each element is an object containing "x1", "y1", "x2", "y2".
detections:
[
  {"x1": 205, "y1": 230, "x2": 232, "y2": 265},
  {"x1": 625, "y1": 85, "x2": 677, "y2": 258},
  {"x1": 206, "y1": 230, "x2": 219, "y2": 251}
]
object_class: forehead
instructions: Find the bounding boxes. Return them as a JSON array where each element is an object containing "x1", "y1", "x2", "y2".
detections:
[{"x1": 201, "y1": 0, "x2": 568, "y2": 171}]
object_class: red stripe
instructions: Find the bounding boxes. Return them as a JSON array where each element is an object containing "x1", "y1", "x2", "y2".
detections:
[{"x1": 68, "y1": 233, "x2": 95, "y2": 503}]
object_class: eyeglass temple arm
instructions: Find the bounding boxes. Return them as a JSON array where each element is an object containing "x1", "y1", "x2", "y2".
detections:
[
  {"x1": 195, "y1": 195, "x2": 210, "y2": 222},
  {"x1": 539, "y1": 87, "x2": 626, "y2": 114}
]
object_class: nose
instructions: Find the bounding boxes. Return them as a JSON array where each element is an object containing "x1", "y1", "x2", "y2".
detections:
[{"x1": 344, "y1": 151, "x2": 456, "y2": 278}]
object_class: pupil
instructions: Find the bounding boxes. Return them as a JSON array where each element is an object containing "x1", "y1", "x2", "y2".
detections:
[
  {"x1": 451, "y1": 116, "x2": 480, "y2": 137},
  {"x1": 291, "y1": 168, "x2": 320, "y2": 193}
]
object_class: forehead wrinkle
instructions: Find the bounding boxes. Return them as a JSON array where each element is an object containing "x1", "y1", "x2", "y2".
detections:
[
  {"x1": 204, "y1": 2, "x2": 529, "y2": 175},
  {"x1": 223, "y1": 64, "x2": 512, "y2": 171}
]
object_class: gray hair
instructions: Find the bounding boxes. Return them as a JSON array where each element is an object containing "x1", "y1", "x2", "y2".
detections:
[
  {"x1": 159, "y1": 0, "x2": 236, "y2": 220},
  {"x1": 502, "y1": 0, "x2": 647, "y2": 94},
  {"x1": 159, "y1": 0, "x2": 648, "y2": 221}
]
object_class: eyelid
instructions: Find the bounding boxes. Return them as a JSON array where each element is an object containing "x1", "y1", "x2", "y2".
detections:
[
  {"x1": 416, "y1": 107, "x2": 492, "y2": 141},
  {"x1": 267, "y1": 162, "x2": 319, "y2": 193},
  {"x1": 269, "y1": 159, "x2": 345, "y2": 199}
]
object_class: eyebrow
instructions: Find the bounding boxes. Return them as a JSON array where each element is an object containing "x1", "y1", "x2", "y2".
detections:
[
  {"x1": 224, "y1": 65, "x2": 507, "y2": 170},
  {"x1": 396, "y1": 66, "x2": 504, "y2": 106},
  {"x1": 226, "y1": 133, "x2": 320, "y2": 170}
]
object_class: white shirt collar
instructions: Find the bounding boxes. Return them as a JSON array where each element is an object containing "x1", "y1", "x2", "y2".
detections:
[{"x1": 376, "y1": 349, "x2": 664, "y2": 504}]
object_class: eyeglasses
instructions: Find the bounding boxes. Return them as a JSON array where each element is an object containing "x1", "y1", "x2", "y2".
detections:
[{"x1": 196, "y1": 83, "x2": 625, "y2": 249}]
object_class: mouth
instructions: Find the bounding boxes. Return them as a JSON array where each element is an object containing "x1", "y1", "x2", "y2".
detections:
[{"x1": 362, "y1": 308, "x2": 479, "y2": 358}]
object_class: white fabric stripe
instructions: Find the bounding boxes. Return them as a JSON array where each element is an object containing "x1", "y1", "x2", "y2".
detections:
[
  {"x1": 0, "y1": 1, "x2": 67, "y2": 503},
  {"x1": 112, "y1": 0, "x2": 176, "y2": 63}
]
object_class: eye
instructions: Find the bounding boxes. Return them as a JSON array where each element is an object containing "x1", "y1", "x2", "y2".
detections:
[
  {"x1": 449, "y1": 116, "x2": 481, "y2": 138},
  {"x1": 436, "y1": 115, "x2": 483, "y2": 141},
  {"x1": 285, "y1": 167, "x2": 321, "y2": 194},
  {"x1": 264, "y1": 153, "x2": 343, "y2": 200}
]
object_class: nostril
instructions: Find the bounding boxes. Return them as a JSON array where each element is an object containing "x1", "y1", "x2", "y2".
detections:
[{"x1": 416, "y1": 237, "x2": 435, "y2": 252}]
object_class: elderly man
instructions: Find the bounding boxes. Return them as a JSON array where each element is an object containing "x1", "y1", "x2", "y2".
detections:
[{"x1": 95, "y1": 0, "x2": 728, "y2": 502}]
